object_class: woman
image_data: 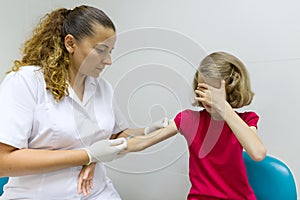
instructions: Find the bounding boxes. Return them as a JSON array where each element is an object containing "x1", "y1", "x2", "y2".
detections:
[{"x1": 0, "y1": 5, "x2": 166, "y2": 199}]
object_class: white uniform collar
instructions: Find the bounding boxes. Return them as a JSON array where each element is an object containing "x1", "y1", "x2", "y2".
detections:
[{"x1": 67, "y1": 76, "x2": 97, "y2": 107}]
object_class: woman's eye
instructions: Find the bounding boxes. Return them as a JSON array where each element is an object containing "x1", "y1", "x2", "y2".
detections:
[
  {"x1": 94, "y1": 44, "x2": 113, "y2": 55},
  {"x1": 95, "y1": 48, "x2": 105, "y2": 53}
]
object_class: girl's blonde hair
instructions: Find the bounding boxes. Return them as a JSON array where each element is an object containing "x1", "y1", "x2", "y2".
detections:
[
  {"x1": 193, "y1": 51, "x2": 254, "y2": 108},
  {"x1": 7, "y1": 5, "x2": 115, "y2": 101}
]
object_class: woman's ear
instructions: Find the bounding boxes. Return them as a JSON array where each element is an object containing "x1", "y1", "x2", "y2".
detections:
[{"x1": 64, "y1": 34, "x2": 75, "y2": 54}]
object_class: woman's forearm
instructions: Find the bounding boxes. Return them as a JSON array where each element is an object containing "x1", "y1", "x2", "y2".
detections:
[{"x1": 0, "y1": 143, "x2": 89, "y2": 177}]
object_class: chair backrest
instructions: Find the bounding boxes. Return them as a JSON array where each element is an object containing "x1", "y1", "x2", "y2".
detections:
[
  {"x1": 243, "y1": 151, "x2": 297, "y2": 200},
  {"x1": 0, "y1": 177, "x2": 8, "y2": 196}
]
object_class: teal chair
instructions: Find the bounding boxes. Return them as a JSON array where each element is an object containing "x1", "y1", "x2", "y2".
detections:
[
  {"x1": 243, "y1": 151, "x2": 297, "y2": 200},
  {"x1": 0, "y1": 177, "x2": 8, "y2": 196}
]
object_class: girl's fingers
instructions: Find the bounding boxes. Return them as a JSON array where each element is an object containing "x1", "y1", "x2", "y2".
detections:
[
  {"x1": 195, "y1": 89, "x2": 206, "y2": 97},
  {"x1": 197, "y1": 83, "x2": 208, "y2": 89},
  {"x1": 221, "y1": 80, "x2": 226, "y2": 90},
  {"x1": 194, "y1": 96, "x2": 205, "y2": 103}
]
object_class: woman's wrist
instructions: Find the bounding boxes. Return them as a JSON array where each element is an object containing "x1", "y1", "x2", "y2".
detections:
[{"x1": 81, "y1": 149, "x2": 92, "y2": 165}]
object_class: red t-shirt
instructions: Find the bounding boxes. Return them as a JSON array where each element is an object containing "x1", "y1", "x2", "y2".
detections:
[{"x1": 174, "y1": 109, "x2": 258, "y2": 200}]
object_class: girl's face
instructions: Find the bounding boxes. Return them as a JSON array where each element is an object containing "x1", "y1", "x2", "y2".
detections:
[
  {"x1": 71, "y1": 24, "x2": 116, "y2": 78},
  {"x1": 197, "y1": 73, "x2": 222, "y2": 114}
]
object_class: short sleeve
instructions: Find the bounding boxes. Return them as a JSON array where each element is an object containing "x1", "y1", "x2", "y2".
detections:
[
  {"x1": 0, "y1": 68, "x2": 37, "y2": 149},
  {"x1": 174, "y1": 109, "x2": 200, "y2": 145},
  {"x1": 112, "y1": 97, "x2": 129, "y2": 134},
  {"x1": 240, "y1": 111, "x2": 259, "y2": 129},
  {"x1": 174, "y1": 109, "x2": 196, "y2": 132},
  {"x1": 174, "y1": 111, "x2": 183, "y2": 131}
]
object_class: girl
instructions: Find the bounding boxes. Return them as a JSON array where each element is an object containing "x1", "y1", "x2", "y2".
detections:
[{"x1": 126, "y1": 51, "x2": 267, "y2": 199}]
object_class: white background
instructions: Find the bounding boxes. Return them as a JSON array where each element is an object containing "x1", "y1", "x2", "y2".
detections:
[{"x1": 0, "y1": 1, "x2": 299, "y2": 199}]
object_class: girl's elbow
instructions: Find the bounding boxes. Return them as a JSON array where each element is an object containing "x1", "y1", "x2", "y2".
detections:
[{"x1": 251, "y1": 146, "x2": 267, "y2": 161}]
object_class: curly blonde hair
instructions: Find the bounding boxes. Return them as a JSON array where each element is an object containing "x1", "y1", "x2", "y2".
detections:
[
  {"x1": 8, "y1": 5, "x2": 115, "y2": 101},
  {"x1": 193, "y1": 51, "x2": 254, "y2": 108}
]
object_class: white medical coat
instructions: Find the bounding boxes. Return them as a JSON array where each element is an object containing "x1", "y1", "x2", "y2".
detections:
[{"x1": 0, "y1": 66, "x2": 129, "y2": 199}]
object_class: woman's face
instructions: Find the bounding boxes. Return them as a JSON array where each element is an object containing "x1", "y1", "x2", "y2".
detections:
[{"x1": 71, "y1": 24, "x2": 116, "y2": 78}]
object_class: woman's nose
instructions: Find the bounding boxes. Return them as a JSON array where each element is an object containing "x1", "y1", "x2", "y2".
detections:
[{"x1": 103, "y1": 54, "x2": 112, "y2": 65}]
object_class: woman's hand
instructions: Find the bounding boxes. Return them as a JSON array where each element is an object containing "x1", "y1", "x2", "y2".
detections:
[
  {"x1": 144, "y1": 117, "x2": 169, "y2": 135},
  {"x1": 78, "y1": 163, "x2": 96, "y2": 196},
  {"x1": 85, "y1": 138, "x2": 127, "y2": 164}
]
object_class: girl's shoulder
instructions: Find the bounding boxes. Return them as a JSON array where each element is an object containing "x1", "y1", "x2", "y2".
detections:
[
  {"x1": 175, "y1": 108, "x2": 205, "y2": 121},
  {"x1": 179, "y1": 108, "x2": 206, "y2": 115},
  {"x1": 236, "y1": 110, "x2": 260, "y2": 127},
  {"x1": 177, "y1": 108, "x2": 197, "y2": 116},
  {"x1": 236, "y1": 110, "x2": 259, "y2": 119}
]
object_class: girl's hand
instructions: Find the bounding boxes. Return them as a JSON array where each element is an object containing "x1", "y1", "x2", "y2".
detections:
[
  {"x1": 78, "y1": 163, "x2": 96, "y2": 196},
  {"x1": 195, "y1": 80, "x2": 227, "y2": 117}
]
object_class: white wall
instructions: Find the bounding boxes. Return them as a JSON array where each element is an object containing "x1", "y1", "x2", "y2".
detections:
[{"x1": 0, "y1": 0, "x2": 299, "y2": 199}]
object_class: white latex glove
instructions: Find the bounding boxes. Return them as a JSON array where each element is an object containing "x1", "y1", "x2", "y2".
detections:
[
  {"x1": 85, "y1": 138, "x2": 127, "y2": 165},
  {"x1": 144, "y1": 117, "x2": 169, "y2": 135}
]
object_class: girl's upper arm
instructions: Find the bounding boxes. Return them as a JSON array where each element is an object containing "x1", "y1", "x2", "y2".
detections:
[
  {"x1": 161, "y1": 120, "x2": 179, "y2": 137},
  {"x1": 249, "y1": 126, "x2": 257, "y2": 132},
  {"x1": 141, "y1": 120, "x2": 179, "y2": 147}
]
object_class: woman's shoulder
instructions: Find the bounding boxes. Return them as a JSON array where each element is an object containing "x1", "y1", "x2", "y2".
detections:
[
  {"x1": 6, "y1": 66, "x2": 42, "y2": 80},
  {"x1": 0, "y1": 66, "x2": 43, "y2": 103},
  {"x1": 10, "y1": 65, "x2": 41, "y2": 73},
  {"x1": 3, "y1": 66, "x2": 43, "y2": 84}
]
